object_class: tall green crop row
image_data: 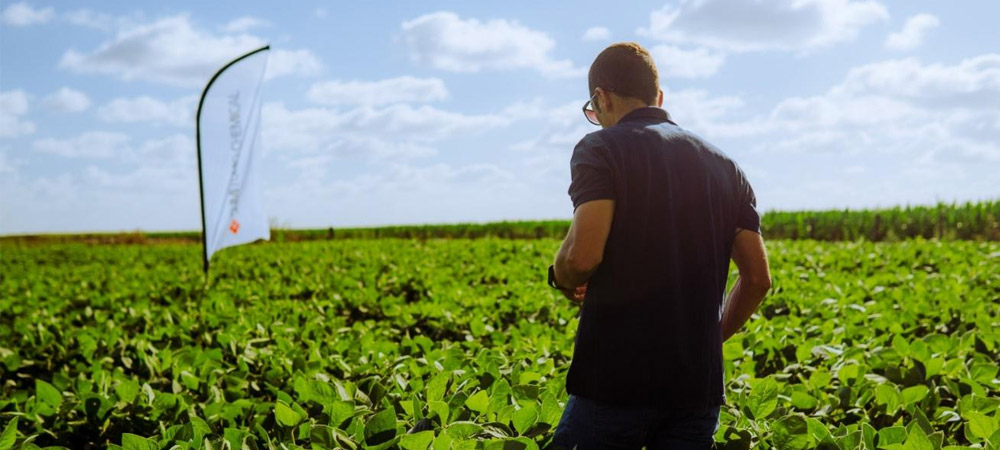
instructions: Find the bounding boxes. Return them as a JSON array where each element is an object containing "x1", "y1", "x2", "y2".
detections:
[
  {"x1": 761, "y1": 200, "x2": 1000, "y2": 241},
  {"x1": 0, "y1": 239, "x2": 998, "y2": 449},
  {"x1": 4, "y1": 201, "x2": 998, "y2": 245}
]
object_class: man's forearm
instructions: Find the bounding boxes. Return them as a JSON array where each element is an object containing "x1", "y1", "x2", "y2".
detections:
[
  {"x1": 721, "y1": 276, "x2": 769, "y2": 341},
  {"x1": 553, "y1": 236, "x2": 595, "y2": 288}
]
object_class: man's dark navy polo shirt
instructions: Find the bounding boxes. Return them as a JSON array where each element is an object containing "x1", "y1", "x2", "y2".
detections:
[{"x1": 565, "y1": 106, "x2": 761, "y2": 410}]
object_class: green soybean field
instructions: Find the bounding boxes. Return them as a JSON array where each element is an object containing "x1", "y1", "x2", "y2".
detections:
[{"x1": 1, "y1": 238, "x2": 999, "y2": 449}]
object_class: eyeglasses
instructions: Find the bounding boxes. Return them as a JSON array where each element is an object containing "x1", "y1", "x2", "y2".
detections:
[
  {"x1": 582, "y1": 92, "x2": 600, "y2": 125},
  {"x1": 582, "y1": 87, "x2": 614, "y2": 126}
]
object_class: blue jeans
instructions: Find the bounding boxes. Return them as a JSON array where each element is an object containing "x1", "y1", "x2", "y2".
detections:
[{"x1": 549, "y1": 395, "x2": 720, "y2": 450}]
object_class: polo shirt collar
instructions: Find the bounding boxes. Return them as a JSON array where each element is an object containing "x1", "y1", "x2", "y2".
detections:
[{"x1": 618, "y1": 107, "x2": 675, "y2": 125}]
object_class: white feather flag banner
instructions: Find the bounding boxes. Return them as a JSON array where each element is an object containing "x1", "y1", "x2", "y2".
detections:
[{"x1": 196, "y1": 46, "x2": 270, "y2": 273}]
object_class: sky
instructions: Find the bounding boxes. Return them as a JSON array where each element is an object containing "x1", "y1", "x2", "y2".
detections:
[{"x1": 1, "y1": 0, "x2": 998, "y2": 234}]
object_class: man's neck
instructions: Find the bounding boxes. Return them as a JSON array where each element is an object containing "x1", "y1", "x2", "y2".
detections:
[{"x1": 609, "y1": 103, "x2": 655, "y2": 127}]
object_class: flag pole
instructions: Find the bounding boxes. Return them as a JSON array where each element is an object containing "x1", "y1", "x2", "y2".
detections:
[{"x1": 195, "y1": 44, "x2": 271, "y2": 279}]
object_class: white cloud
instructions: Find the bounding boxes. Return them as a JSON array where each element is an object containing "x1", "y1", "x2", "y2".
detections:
[
  {"x1": 639, "y1": 0, "x2": 888, "y2": 53},
  {"x1": 265, "y1": 49, "x2": 322, "y2": 80},
  {"x1": 97, "y1": 95, "x2": 197, "y2": 127},
  {"x1": 749, "y1": 55, "x2": 1000, "y2": 164},
  {"x1": 1, "y1": 2, "x2": 54, "y2": 26},
  {"x1": 510, "y1": 100, "x2": 589, "y2": 151},
  {"x1": 262, "y1": 101, "x2": 510, "y2": 158},
  {"x1": 0, "y1": 149, "x2": 19, "y2": 174},
  {"x1": 832, "y1": 55, "x2": 1000, "y2": 107},
  {"x1": 663, "y1": 88, "x2": 746, "y2": 131},
  {"x1": 222, "y1": 16, "x2": 268, "y2": 33},
  {"x1": 1, "y1": 133, "x2": 201, "y2": 234},
  {"x1": 400, "y1": 11, "x2": 585, "y2": 78},
  {"x1": 307, "y1": 76, "x2": 448, "y2": 106},
  {"x1": 65, "y1": 8, "x2": 109, "y2": 30},
  {"x1": 62, "y1": 8, "x2": 139, "y2": 31},
  {"x1": 33, "y1": 131, "x2": 131, "y2": 158},
  {"x1": 41, "y1": 87, "x2": 91, "y2": 113},
  {"x1": 883, "y1": 14, "x2": 941, "y2": 51},
  {"x1": 0, "y1": 90, "x2": 35, "y2": 138},
  {"x1": 82, "y1": 134, "x2": 196, "y2": 191},
  {"x1": 58, "y1": 15, "x2": 321, "y2": 87},
  {"x1": 651, "y1": 45, "x2": 726, "y2": 78},
  {"x1": 262, "y1": 159, "x2": 536, "y2": 230},
  {"x1": 582, "y1": 26, "x2": 611, "y2": 41}
]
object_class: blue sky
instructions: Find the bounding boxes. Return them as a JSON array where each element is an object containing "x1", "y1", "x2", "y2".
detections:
[{"x1": 1, "y1": 0, "x2": 998, "y2": 234}]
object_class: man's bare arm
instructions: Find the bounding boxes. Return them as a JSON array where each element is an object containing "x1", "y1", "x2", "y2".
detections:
[
  {"x1": 553, "y1": 200, "x2": 614, "y2": 290},
  {"x1": 721, "y1": 229, "x2": 772, "y2": 341}
]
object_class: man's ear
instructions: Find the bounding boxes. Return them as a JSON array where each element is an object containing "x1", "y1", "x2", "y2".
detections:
[
  {"x1": 596, "y1": 87, "x2": 613, "y2": 113},
  {"x1": 657, "y1": 89, "x2": 664, "y2": 107}
]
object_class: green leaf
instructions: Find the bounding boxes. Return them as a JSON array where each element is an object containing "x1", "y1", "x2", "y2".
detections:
[
  {"x1": 723, "y1": 340, "x2": 743, "y2": 360},
  {"x1": 512, "y1": 403, "x2": 538, "y2": 435},
  {"x1": 966, "y1": 411, "x2": 998, "y2": 441},
  {"x1": 309, "y1": 424, "x2": 335, "y2": 447},
  {"x1": 772, "y1": 415, "x2": 811, "y2": 450},
  {"x1": 790, "y1": 391, "x2": 817, "y2": 410},
  {"x1": 35, "y1": 379, "x2": 62, "y2": 416},
  {"x1": 115, "y1": 379, "x2": 140, "y2": 403},
  {"x1": 892, "y1": 334, "x2": 910, "y2": 356},
  {"x1": 465, "y1": 390, "x2": 490, "y2": 414},
  {"x1": 432, "y1": 432, "x2": 453, "y2": 450},
  {"x1": 488, "y1": 379, "x2": 512, "y2": 415},
  {"x1": 837, "y1": 363, "x2": 860, "y2": 383},
  {"x1": 878, "y1": 426, "x2": 907, "y2": 446},
  {"x1": 411, "y1": 396, "x2": 425, "y2": 421},
  {"x1": 427, "y1": 373, "x2": 450, "y2": 403},
  {"x1": 399, "y1": 430, "x2": 435, "y2": 450},
  {"x1": 36, "y1": 379, "x2": 62, "y2": 407},
  {"x1": 511, "y1": 384, "x2": 539, "y2": 401},
  {"x1": 179, "y1": 371, "x2": 199, "y2": 390},
  {"x1": 876, "y1": 384, "x2": 902, "y2": 414},
  {"x1": 429, "y1": 400, "x2": 449, "y2": 424},
  {"x1": 189, "y1": 416, "x2": 211, "y2": 442},
  {"x1": 862, "y1": 422, "x2": 877, "y2": 450},
  {"x1": 808, "y1": 369, "x2": 832, "y2": 391},
  {"x1": 901, "y1": 385, "x2": 929, "y2": 406},
  {"x1": 924, "y1": 358, "x2": 945, "y2": 378},
  {"x1": 223, "y1": 428, "x2": 249, "y2": 449},
  {"x1": 540, "y1": 394, "x2": 562, "y2": 426},
  {"x1": 836, "y1": 430, "x2": 862, "y2": 450},
  {"x1": 365, "y1": 408, "x2": 397, "y2": 444},
  {"x1": 901, "y1": 426, "x2": 934, "y2": 450},
  {"x1": 446, "y1": 421, "x2": 483, "y2": 439},
  {"x1": 805, "y1": 417, "x2": 834, "y2": 444},
  {"x1": 327, "y1": 400, "x2": 355, "y2": 428},
  {"x1": 970, "y1": 363, "x2": 999, "y2": 384},
  {"x1": 121, "y1": 433, "x2": 158, "y2": 450},
  {"x1": 748, "y1": 377, "x2": 779, "y2": 420},
  {"x1": 0, "y1": 417, "x2": 18, "y2": 450},
  {"x1": 274, "y1": 401, "x2": 303, "y2": 427}
]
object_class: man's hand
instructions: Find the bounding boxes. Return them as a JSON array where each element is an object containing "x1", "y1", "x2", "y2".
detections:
[{"x1": 560, "y1": 283, "x2": 587, "y2": 303}]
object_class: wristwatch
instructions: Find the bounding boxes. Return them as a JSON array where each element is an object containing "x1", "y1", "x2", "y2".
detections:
[{"x1": 547, "y1": 265, "x2": 567, "y2": 290}]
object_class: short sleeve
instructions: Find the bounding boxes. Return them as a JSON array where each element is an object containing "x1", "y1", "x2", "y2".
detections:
[
  {"x1": 734, "y1": 166, "x2": 761, "y2": 233},
  {"x1": 568, "y1": 136, "x2": 615, "y2": 210}
]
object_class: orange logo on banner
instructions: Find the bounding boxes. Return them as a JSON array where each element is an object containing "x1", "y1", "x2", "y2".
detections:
[{"x1": 229, "y1": 219, "x2": 240, "y2": 234}]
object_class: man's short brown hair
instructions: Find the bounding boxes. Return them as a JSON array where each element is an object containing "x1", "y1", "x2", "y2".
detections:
[{"x1": 588, "y1": 42, "x2": 659, "y2": 105}]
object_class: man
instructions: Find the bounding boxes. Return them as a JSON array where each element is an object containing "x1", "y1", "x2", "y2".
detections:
[{"x1": 547, "y1": 42, "x2": 772, "y2": 449}]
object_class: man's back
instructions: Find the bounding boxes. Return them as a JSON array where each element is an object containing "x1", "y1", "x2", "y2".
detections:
[{"x1": 565, "y1": 106, "x2": 761, "y2": 410}]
